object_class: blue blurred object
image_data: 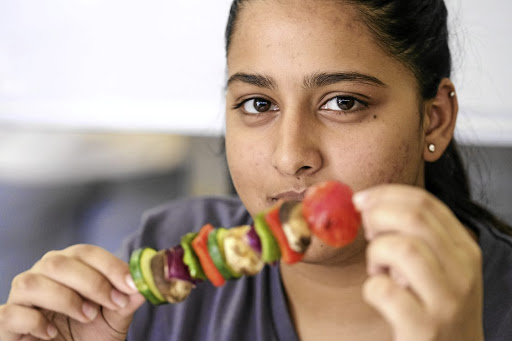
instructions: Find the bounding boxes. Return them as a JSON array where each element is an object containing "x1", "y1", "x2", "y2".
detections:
[{"x1": 0, "y1": 166, "x2": 188, "y2": 304}]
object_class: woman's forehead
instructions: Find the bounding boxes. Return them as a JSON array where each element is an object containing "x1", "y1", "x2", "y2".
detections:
[
  {"x1": 227, "y1": 0, "x2": 411, "y2": 88},
  {"x1": 233, "y1": 0, "x2": 363, "y2": 40},
  {"x1": 244, "y1": 0, "x2": 352, "y2": 19}
]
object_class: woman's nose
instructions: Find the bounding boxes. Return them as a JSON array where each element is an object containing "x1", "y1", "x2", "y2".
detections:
[{"x1": 271, "y1": 111, "x2": 323, "y2": 177}]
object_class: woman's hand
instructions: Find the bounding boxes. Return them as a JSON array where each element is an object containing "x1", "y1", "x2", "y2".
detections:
[
  {"x1": 354, "y1": 184, "x2": 484, "y2": 341},
  {"x1": 0, "y1": 244, "x2": 145, "y2": 341}
]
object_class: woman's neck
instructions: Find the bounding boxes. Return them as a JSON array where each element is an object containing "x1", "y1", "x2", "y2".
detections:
[{"x1": 279, "y1": 239, "x2": 392, "y2": 341}]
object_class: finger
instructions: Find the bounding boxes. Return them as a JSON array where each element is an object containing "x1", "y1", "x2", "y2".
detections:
[
  {"x1": 9, "y1": 272, "x2": 99, "y2": 324},
  {"x1": 32, "y1": 252, "x2": 128, "y2": 311},
  {"x1": 361, "y1": 199, "x2": 450, "y2": 252},
  {"x1": 363, "y1": 274, "x2": 429, "y2": 341},
  {"x1": 102, "y1": 292, "x2": 146, "y2": 335},
  {"x1": 354, "y1": 184, "x2": 450, "y2": 240},
  {"x1": 63, "y1": 245, "x2": 139, "y2": 295},
  {"x1": 366, "y1": 234, "x2": 450, "y2": 309},
  {"x1": 355, "y1": 185, "x2": 482, "y2": 290},
  {"x1": 0, "y1": 304, "x2": 58, "y2": 341},
  {"x1": 353, "y1": 184, "x2": 474, "y2": 246}
]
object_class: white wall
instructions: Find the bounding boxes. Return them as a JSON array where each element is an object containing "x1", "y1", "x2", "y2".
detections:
[
  {"x1": 447, "y1": 0, "x2": 512, "y2": 146},
  {"x1": 0, "y1": 0, "x2": 511, "y2": 144},
  {"x1": 0, "y1": 0, "x2": 232, "y2": 135}
]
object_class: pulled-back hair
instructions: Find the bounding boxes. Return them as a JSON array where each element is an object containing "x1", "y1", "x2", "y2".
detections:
[{"x1": 225, "y1": 0, "x2": 512, "y2": 235}]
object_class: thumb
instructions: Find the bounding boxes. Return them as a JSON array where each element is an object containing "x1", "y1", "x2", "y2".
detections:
[{"x1": 102, "y1": 292, "x2": 146, "y2": 335}]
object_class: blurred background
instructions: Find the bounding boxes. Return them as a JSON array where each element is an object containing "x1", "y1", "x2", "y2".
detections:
[{"x1": 0, "y1": 0, "x2": 510, "y2": 303}]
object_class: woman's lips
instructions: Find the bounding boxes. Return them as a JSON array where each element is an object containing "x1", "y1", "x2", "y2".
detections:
[{"x1": 270, "y1": 189, "x2": 307, "y2": 203}]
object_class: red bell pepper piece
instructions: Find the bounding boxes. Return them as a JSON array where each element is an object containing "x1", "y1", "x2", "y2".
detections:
[
  {"x1": 264, "y1": 204, "x2": 304, "y2": 264},
  {"x1": 192, "y1": 224, "x2": 226, "y2": 287},
  {"x1": 302, "y1": 180, "x2": 361, "y2": 247}
]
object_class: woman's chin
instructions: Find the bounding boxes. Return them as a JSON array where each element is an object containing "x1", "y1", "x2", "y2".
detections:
[{"x1": 300, "y1": 229, "x2": 367, "y2": 266}]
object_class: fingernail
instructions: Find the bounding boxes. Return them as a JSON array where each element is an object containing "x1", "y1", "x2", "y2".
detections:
[
  {"x1": 47, "y1": 324, "x2": 58, "y2": 338},
  {"x1": 352, "y1": 191, "x2": 368, "y2": 209},
  {"x1": 111, "y1": 288, "x2": 129, "y2": 308},
  {"x1": 82, "y1": 301, "x2": 98, "y2": 321},
  {"x1": 125, "y1": 274, "x2": 137, "y2": 291}
]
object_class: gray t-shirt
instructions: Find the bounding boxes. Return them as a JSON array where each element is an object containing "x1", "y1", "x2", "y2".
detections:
[{"x1": 118, "y1": 196, "x2": 512, "y2": 340}]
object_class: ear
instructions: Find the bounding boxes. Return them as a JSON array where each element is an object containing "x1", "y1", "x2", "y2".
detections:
[{"x1": 422, "y1": 78, "x2": 458, "y2": 162}]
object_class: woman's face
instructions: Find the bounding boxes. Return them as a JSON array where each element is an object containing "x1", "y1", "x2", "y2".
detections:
[{"x1": 225, "y1": 0, "x2": 427, "y2": 263}]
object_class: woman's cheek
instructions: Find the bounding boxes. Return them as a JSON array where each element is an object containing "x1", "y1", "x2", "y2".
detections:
[
  {"x1": 343, "y1": 136, "x2": 424, "y2": 191},
  {"x1": 226, "y1": 138, "x2": 268, "y2": 213}
]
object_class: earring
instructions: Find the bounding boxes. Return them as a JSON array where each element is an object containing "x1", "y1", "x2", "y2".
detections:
[
  {"x1": 428, "y1": 144, "x2": 436, "y2": 153},
  {"x1": 450, "y1": 91, "x2": 456, "y2": 98}
]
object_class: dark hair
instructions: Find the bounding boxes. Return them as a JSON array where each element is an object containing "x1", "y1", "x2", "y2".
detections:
[{"x1": 225, "y1": 0, "x2": 512, "y2": 236}]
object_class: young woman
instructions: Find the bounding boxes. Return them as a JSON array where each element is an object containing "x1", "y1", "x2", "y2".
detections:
[{"x1": 1, "y1": 0, "x2": 511, "y2": 340}]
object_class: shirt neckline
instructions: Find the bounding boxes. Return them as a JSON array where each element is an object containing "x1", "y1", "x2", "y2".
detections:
[{"x1": 269, "y1": 262, "x2": 299, "y2": 341}]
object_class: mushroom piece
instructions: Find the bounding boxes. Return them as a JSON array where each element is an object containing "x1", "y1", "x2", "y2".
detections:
[
  {"x1": 151, "y1": 250, "x2": 194, "y2": 303},
  {"x1": 223, "y1": 225, "x2": 264, "y2": 276},
  {"x1": 279, "y1": 201, "x2": 312, "y2": 253}
]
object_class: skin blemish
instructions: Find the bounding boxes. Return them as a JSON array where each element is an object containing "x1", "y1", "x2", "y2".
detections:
[{"x1": 373, "y1": 115, "x2": 377, "y2": 119}]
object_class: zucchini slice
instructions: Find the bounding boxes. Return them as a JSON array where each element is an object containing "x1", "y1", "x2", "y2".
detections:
[
  {"x1": 129, "y1": 247, "x2": 166, "y2": 305},
  {"x1": 217, "y1": 228, "x2": 242, "y2": 278},
  {"x1": 207, "y1": 228, "x2": 235, "y2": 280}
]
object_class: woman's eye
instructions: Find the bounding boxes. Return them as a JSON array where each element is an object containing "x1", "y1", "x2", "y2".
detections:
[
  {"x1": 321, "y1": 96, "x2": 365, "y2": 112},
  {"x1": 241, "y1": 98, "x2": 279, "y2": 114}
]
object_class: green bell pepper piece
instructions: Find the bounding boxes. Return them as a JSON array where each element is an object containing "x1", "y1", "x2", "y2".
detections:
[
  {"x1": 254, "y1": 212, "x2": 281, "y2": 263},
  {"x1": 180, "y1": 232, "x2": 207, "y2": 280}
]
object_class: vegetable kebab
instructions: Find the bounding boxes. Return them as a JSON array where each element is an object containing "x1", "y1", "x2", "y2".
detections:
[{"x1": 129, "y1": 180, "x2": 361, "y2": 305}]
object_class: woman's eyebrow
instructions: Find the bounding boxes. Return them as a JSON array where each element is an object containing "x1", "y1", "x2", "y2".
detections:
[
  {"x1": 226, "y1": 73, "x2": 277, "y2": 90},
  {"x1": 303, "y1": 71, "x2": 387, "y2": 89},
  {"x1": 226, "y1": 71, "x2": 387, "y2": 89}
]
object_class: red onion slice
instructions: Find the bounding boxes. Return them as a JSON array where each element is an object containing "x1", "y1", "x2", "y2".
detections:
[
  {"x1": 246, "y1": 224, "x2": 262, "y2": 255},
  {"x1": 165, "y1": 245, "x2": 200, "y2": 284}
]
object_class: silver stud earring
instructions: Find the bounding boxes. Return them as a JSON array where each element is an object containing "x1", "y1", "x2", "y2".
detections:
[
  {"x1": 450, "y1": 91, "x2": 456, "y2": 98},
  {"x1": 428, "y1": 144, "x2": 436, "y2": 153}
]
